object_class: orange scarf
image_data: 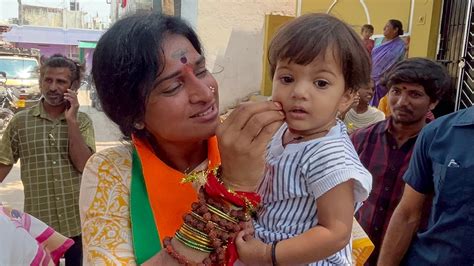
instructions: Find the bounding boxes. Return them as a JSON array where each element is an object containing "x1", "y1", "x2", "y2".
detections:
[{"x1": 132, "y1": 135, "x2": 221, "y2": 240}]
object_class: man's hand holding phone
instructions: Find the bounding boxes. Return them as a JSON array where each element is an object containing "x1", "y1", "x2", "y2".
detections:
[{"x1": 64, "y1": 88, "x2": 80, "y2": 123}]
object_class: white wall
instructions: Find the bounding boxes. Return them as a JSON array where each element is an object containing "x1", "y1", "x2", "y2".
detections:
[{"x1": 196, "y1": 0, "x2": 295, "y2": 112}]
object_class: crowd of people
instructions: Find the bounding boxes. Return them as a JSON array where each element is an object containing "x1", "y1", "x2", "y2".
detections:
[{"x1": 0, "y1": 11, "x2": 473, "y2": 266}]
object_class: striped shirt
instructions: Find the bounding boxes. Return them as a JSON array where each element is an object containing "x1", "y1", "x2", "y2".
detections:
[
  {"x1": 0, "y1": 101, "x2": 95, "y2": 237},
  {"x1": 254, "y1": 121, "x2": 372, "y2": 265}
]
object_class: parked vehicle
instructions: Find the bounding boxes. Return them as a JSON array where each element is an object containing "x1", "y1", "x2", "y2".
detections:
[
  {"x1": 83, "y1": 74, "x2": 102, "y2": 111},
  {"x1": 0, "y1": 43, "x2": 42, "y2": 133},
  {"x1": 0, "y1": 71, "x2": 14, "y2": 133}
]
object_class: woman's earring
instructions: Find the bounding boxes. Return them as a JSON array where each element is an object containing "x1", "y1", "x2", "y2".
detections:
[
  {"x1": 209, "y1": 86, "x2": 215, "y2": 93},
  {"x1": 134, "y1": 122, "x2": 145, "y2": 130}
]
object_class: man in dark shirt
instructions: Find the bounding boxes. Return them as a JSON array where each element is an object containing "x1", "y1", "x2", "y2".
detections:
[
  {"x1": 379, "y1": 106, "x2": 474, "y2": 265},
  {"x1": 351, "y1": 58, "x2": 451, "y2": 265}
]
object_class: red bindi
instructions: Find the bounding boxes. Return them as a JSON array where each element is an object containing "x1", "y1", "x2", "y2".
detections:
[{"x1": 180, "y1": 56, "x2": 187, "y2": 64}]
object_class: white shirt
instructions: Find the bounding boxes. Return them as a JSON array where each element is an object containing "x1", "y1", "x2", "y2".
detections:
[{"x1": 254, "y1": 121, "x2": 372, "y2": 265}]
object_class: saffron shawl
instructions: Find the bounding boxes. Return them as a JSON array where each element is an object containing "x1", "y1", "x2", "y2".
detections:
[
  {"x1": 370, "y1": 37, "x2": 406, "y2": 107},
  {"x1": 130, "y1": 135, "x2": 220, "y2": 264}
]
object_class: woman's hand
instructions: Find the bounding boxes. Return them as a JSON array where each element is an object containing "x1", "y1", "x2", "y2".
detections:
[{"x1": 216, "y1": 101, "x2": 284, "y2": 191}]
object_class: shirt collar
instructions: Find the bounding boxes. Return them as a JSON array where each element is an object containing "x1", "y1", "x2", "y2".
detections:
[
  {"x1": 453, "y1": 107, "x2": 474, "y2": 126},
  {"x1": 30, "y1": 100, "x2": 66, "y2": 121}
]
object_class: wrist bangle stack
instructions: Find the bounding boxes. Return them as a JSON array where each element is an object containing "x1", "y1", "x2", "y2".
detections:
[{"x1": 271, "y1": 241, "x2": 279, "y2": 266}]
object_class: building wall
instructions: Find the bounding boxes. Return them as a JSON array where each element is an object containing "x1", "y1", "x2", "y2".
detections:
[
  {"x1": 15, "y1": 43, "x2": 76, "y2": 58},
  {"x1": 300, "y1": 0, "x2": 411, "y2": 36},
  {"x1": 299, "y1": 0, "x2": 442, "y2": 58},
  {"x1": 196, "y1": 0, "x2": 295, "y2": 111},
  {"x1": 22, "y1": 5, "x2": 86, "y2": 29},
  {"x1": 409, "y1": 0, "x2": 442, "y2": 58}
]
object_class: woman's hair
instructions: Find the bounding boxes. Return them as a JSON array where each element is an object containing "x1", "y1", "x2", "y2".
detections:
[
  {"x1": 40, "y1": 54, "x2": 84, "y2": 86},
  {"x1": 268, "y1": 13, "x2": 371, "y2": 92},
  {"x1": 383, "y1": 57, "x2": 451, "y2": 102},
  {"x1": 361, "y1": 24, "x2": 374, "y2": 34},
  {"x1": 388, "y1": 19, "x2": 404, "y2": 36},
  {"x1": 92, "y1": 12, "x2": 203, "y2": 137}
]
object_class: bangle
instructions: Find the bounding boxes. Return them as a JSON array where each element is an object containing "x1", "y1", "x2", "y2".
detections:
[{"x1": 271, "y1": 241, "x2": 279, "y2": 266}]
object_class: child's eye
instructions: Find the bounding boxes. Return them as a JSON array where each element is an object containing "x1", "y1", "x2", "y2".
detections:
[
  {"x1": 279, "y1": 76, "x2": 294, "y2": 84},
  {"x1": 314, "y1": 80, "x2": 329, "y2": 89}
]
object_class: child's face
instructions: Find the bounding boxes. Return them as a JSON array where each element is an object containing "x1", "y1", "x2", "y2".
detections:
[
  {"x1": 357, "y1": 81, "x2": 375, "y2": 105},
  {"x1": 361, "y1": 29, "x2": 373, "y2": 39},
  {"x1": 272, "y1": 50, "x2": 353, "y2": 137}
]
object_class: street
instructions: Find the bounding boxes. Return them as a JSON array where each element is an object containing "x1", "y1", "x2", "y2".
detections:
[{"x1": 0, "y1": 88, "x2": 123, "y2": 210}]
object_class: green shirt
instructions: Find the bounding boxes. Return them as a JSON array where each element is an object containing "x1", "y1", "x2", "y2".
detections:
[{"x1": 0, "y1": 101, "x2": 95, "y2": 237}]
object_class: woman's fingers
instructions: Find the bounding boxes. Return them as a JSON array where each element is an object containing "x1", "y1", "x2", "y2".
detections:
[
  {"x1": 218, "y1": 101, "x2": 283, "y2": 136},
  {"x1": 217, "y1": 101, "x2": 284, "y2": 148},
  {"x1": 217, "y1": 101, "x2": 285, "y2": 191}
]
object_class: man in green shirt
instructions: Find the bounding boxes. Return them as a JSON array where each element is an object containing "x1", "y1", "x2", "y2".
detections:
[{"x1": 0, "y1": 54, "x2": 95, "y2": 265}]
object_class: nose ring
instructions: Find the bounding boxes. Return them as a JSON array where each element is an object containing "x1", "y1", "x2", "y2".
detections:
[{"x1": 209, "y1": 86, "x2": 215, "y2": 93}]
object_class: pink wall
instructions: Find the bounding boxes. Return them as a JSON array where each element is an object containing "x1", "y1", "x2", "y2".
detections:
[{"x1": 16, "y1": 43, "x2": 76, "y2": 58}]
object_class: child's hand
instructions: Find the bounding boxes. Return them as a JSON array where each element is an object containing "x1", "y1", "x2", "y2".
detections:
[{"x1": 235, "y1": 228, "x2": 271, "y2": 265}]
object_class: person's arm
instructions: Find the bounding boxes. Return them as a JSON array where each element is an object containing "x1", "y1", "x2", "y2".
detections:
[
  {"x1": 216, "y1": 101, "x2": 284, "y2": 192},
  {"x1": 236, "y1": 181, "x2": 355, "y2": 265},
  {"x1": 0, "y1": 163, "x2": 13, "y2": 183},
  {"x1": 64, "y1": 89, "x2": 94, "y2": 172},
  {"x1": 80, "y1": 149, "x2": 140, "y2": 265},
  {"x1": 340, "y1": 92, "x2": 359, "y2": 120},
  {"x1": 378, "y1": 184, "x2": 426, "y2": 265}
]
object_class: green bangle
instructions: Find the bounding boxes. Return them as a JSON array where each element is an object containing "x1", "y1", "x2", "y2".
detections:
[{"x1": 175, "y1": 231, "x2": 214, "y2": 253}]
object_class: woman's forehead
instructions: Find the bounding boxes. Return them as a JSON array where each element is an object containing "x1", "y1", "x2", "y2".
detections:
[{"x1": 163, "y1": 35, "x2": 200, "y2": 61}]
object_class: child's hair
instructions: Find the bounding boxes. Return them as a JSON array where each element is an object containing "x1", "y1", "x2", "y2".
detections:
[
  {"x1": 268, "y1": 13, "x2": 371, "y2": 92},
  {"x1": 361, "y1": 24, "x2": 374, "y2": 34}
]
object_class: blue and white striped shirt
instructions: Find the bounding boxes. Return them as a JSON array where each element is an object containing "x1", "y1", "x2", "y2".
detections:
[{"x1": 254, "y1": 121, "x2": 372, "y2": 265}]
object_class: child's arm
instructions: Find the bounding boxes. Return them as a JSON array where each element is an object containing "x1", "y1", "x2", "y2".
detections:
[{"x1": 236, "y1": 180, "x2": 355, "y2": 265}]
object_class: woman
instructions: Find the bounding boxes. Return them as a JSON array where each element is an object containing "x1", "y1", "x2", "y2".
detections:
[
  {"x1": 79, "y1": 13, "x2": 284, "y2": 265},
  {"x1": 370, "y1": 19, "x2": 406, "y2": 107}
]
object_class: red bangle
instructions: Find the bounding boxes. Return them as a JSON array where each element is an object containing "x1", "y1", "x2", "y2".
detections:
[{"x1": 204, "y1": 168, "x2": 260, "y2": 213}]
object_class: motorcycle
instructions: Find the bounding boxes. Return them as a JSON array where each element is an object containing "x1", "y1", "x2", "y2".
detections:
[
  {"x1": 0, "y1": 71, "x2": 42, "y2": 133},
  {"x1": 82, "y1": 74, "x2": 102, "y2": 111},
  {"x1": 0, "y1": 71, "x2": 13, "y2": 133}
]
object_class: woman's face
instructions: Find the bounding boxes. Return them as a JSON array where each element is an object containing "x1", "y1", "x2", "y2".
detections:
[
  {"x1": 383, "y1": 22, "x2": 398, "y2": 39},
  {"x1": 144, "y1": 34, "x2": 219, "y2": 143}
]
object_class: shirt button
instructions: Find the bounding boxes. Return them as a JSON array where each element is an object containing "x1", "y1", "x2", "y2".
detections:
[
  {"x1": 56, "y1": 197, "x2": 60, "y2": 200},
  {"x1": 374, "y1": 226, "x2": 379, "y2": 231},
  {"x1": 379, "y1": 207, "x2": 384, "y2": 211},
  {"x1": 58, "y1": 214, "x2": 62, "y2": 217},
  {"x1": 52, "y1": 161, "x2": 56, "y2": 165},
  {"x1": 390, "y1": 166, "x2": 396, "y2": 171},
  {"x1": 54, "y1": 178, "x2": 58, "y2": 181},
  {"x1": 385, "y1": 186, "x2": 390, "y2": 191},
  {"x1": 392, "y1": 145, "x2": 397, "y2": 150}
]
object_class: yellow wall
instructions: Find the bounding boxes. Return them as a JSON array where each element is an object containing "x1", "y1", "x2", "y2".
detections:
[
  {"x1": 261, "y1": 14, "x2": 294, "y2": 96},
  {"x1": 260, "y1": 0, "x2": 443, "y2": 95},
  {"x1": 299, "y1": 0, "x2": 442, "y2": 58},
  {"x1": 300, "y1": 0, "x2": 411, "y2": 36},
  {"x1": 409, "y1": 0, "x2": 442, "y2": 58}
]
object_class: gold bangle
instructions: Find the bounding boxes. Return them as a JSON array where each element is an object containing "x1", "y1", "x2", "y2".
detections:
[
  {"x1": 190, "y1": 212, "x2": 228, "y2": 233},
  {"x1": 207, "y1": 204, "x2": 238, "y2": 224},
  {"x1": 175, "y1": 231, "x2": 214, "y2": 252},
  {"x1": 179, "y1": 227, "x2": 211, "y2": 245},
  {"x1": 182, "y1": 223, "x2": 209, "y2": 239}
]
